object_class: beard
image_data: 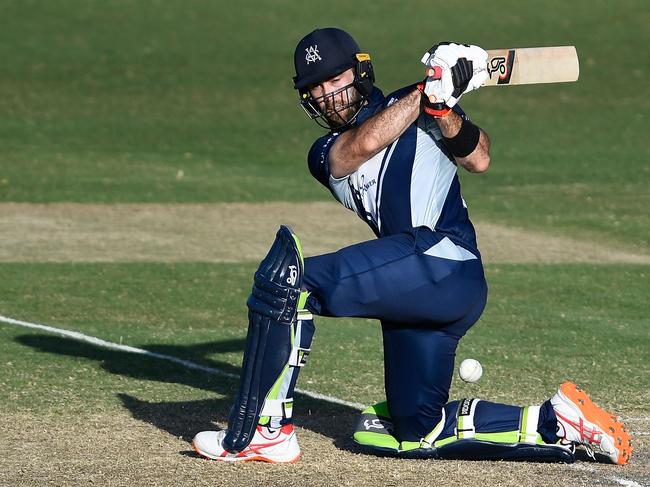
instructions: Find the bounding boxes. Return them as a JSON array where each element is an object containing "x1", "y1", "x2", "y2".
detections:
[{"x1": 322, "y1": 85, "x2": 362, "y2": 126}]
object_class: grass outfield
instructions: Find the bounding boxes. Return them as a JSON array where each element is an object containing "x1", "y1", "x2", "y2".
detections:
[
  {"x1": 1, "y1": 262, "x2": 647, "y2": 413},
  {"x1": 1, "y1": 263, "x2": 649, "y2": 485}
]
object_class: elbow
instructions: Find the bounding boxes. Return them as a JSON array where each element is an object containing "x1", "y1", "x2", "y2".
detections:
[
  {"x1": 467, "y1": 128, "x2": 490, "y2": 173},
  {"x1": 470, "y1": 152, "x2": 490, "y2": 173},
  {"x1": 330, "y1": 163, "x2": 348, "y2": 179},
  {"x1": 461, "y1": 151, "x2": 490, "y2": 173},
  {"x1": 329, "y1": 131, "x2": 379, "y2": 179}
]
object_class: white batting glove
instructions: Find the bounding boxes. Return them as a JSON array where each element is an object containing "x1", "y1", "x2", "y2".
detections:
[{"x1": 420, "y1": 42, "x2": 489, "y2": 107}]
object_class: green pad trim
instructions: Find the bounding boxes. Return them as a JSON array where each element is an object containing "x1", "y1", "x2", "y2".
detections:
[
  {"x1": 362, "y1": 401, "x2": 390, "y2": 417},
  {"x1": 354, "y1": 431, "x2": 400, "y2": 450},
  {"x1": 290, "y1": 232, "x2": 304, "y2": 267},
  {"x1": 399, "y1": 441, "x2": 423, "y2": 452},
  {"x1": 298, "y1": 290, "x2": 309, "y2": 310},
  {"x1": 353, "y1": 400, "x2": 574, "y2": 462}
]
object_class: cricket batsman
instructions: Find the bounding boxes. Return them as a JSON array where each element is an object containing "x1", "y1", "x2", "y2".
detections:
[{"x1": 192, "y1": 28, "x2": 632, "y2": 465}]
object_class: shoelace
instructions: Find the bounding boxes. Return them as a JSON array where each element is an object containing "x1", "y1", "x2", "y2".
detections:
[
  {"x1": 583, "y1": 443, "x2": 596, "y2": 460},
  {"x1": 556, "y1": 411, "x2": 604, "y2": 448}
]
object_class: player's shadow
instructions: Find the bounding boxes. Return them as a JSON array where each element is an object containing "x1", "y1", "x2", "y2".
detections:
[{"x1": 14, "y1": 334, "x2": 360, "y2": 451}]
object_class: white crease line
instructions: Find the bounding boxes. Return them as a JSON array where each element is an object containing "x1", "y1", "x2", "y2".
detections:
[
  {"x1": 0, "y1": 314, "x2": 367, "y2": 411},
  {"x1": 1, "y1": 313, "x2": 646, "y2": 423},
  {"x1": 570, "y1": 464, "x2": 645, "y2": 487}
]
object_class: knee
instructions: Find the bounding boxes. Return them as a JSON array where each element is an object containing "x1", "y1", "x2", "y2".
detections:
[{"x1": 390, "y1": 401, "x2": 445, "y2": 442}]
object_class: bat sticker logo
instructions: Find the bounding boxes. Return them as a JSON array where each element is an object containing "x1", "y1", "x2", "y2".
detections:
[{"x1": 488, "y1": 50, "x2": 516, "y2": 85}]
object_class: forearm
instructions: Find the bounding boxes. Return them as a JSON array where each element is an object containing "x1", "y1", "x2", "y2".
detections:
[
  {"x1": 329, "y1": 89, "x2": 421, "y2": 178},
  {"x1": 436, "y1": 111, "x2": 491, "y2": 173}
]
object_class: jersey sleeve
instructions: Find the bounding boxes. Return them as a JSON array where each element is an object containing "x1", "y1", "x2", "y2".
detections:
[
  {"x1": 307, "y1": 133, "x2": 339, "y2": 188},
  {"x1": 307, "y1": 133, "x2": 356, "y2": 210}
]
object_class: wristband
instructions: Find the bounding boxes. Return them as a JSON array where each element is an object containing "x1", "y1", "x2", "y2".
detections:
[
  {"x1": 416, "y1": 82, "x2": 452, "y2": 118},
  {"x1": 443, "y1": 118, "x2": 480, "y2": 158}
]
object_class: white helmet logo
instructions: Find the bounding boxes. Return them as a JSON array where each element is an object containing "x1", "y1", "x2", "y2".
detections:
[{"x1": 305, "y1": 45, "x2": 321, "y2": 64}]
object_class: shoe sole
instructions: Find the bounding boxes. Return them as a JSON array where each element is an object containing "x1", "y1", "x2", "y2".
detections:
[
  {"x1": 560, "y1": 381, "x2": 633, "y2": 465},
  {"x1": 191, "y1": 440, "x2": 301, "y2": 464}
]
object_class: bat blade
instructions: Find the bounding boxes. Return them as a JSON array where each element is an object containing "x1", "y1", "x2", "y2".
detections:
[{"x1": 483, "y1": 46, "x2": 579, "y2": 86}]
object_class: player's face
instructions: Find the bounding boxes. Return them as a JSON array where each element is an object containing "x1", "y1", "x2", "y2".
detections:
[{"x1": 308, "y1": 68, "x2": 360, "y2": 126}]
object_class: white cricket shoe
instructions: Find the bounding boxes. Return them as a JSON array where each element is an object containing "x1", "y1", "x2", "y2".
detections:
[
  {"x1": 551, "y1": 381, "x2": 632, "y2": 465},
  {"x1": 192, "y1": 424, "x2": 301, "y2": 463}
]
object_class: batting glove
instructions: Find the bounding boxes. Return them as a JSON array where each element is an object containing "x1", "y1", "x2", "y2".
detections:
[{"x1": 420, "y1": 42, "x2": 489, "y2": 107}]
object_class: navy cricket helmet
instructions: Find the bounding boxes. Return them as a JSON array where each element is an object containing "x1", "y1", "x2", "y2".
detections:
[{"x1": 293, "y1": 27, "x2": 375, "y2": 130}]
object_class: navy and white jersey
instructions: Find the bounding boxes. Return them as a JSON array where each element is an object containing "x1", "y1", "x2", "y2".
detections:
[{"x1": 308, "y1": 85, "x2": 480, "y2": 257}]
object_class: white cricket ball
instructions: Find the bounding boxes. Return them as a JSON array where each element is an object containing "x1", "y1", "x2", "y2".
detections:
[{"x1": 459, "y1": 359, "x2": 483, "y2": 383}]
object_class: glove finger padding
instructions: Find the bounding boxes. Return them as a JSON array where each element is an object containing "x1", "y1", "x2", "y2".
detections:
[
  {"x1": 422, "y1": 76, "x2": 444, "y2": 102},
  {"x1": 450, "y1": 58, "x2": 473, "y2": 98}
]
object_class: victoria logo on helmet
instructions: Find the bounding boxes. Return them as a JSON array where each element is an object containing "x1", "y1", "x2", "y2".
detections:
[{"x1": 305, "y1": 45, "x2": 321, "y2": 64}]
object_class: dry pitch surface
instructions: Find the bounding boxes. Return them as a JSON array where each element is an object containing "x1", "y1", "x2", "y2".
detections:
[
  {"x1": 1, "y1": 202, "x2": 648, "y2": 487},
  {"x1": 0, "y1": 202, "x2": 648, "y2": 264},
  {"x1": 2, "y1": 412, "x2": 648, "y2": 487}
]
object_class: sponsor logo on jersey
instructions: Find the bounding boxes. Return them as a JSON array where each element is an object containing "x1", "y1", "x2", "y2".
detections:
[{"x1": 359, "y1": 174, "x2": 377, "y2": 194}]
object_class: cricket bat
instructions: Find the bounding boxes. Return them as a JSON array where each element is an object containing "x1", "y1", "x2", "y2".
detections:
[{"x1": 483, "y1": 46, "x2": 579, "y2": 86}]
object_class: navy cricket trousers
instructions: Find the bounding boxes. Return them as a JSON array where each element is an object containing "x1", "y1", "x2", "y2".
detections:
[{"x1": 303, "y1": 226, "x2": 488, "y2": 441}]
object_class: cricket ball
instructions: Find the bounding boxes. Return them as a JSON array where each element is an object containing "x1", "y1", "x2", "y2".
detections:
[{"x1": 459, "y1": 358, "x2": 483, "y2": 383}]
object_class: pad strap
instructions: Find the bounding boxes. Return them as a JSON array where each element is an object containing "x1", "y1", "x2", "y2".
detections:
[
  {"x1": 260, "y1": 398, "x2": 293, "y2": 419},
  {"x1": 297, "y1": 309, "x2": 313, "y2": 320},
  {"x1": 518, "y1": 406, "x2": 541, "y2": 444},
  {"x1": 456, "y1": 398, "x2": 480, "y2": 439},
  {"x1": 288, "y1": 346, "x2": 310, "y2": 367},
  {"x1": 289, "y1": 308, "x2": 312, "y2": 367},
  {"x1": 420, "y1": 408, "x2": 446, "y2": 448}
]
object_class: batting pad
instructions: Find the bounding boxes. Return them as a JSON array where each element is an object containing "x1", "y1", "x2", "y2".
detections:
[
  {"x1": 223, "y1": 226, "x2": 304, "y2": 453},
  {"x1": 353, "y1": 401, "x2": 575, "y2": 462}
]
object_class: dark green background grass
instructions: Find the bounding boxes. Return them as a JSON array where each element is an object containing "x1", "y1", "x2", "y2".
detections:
[
  {"x1": 0, "y1": 263, "x2": 647, "y2": 415},
  {"x1": 0, "y1": 0, "x2": 648, "y2": 249}
]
